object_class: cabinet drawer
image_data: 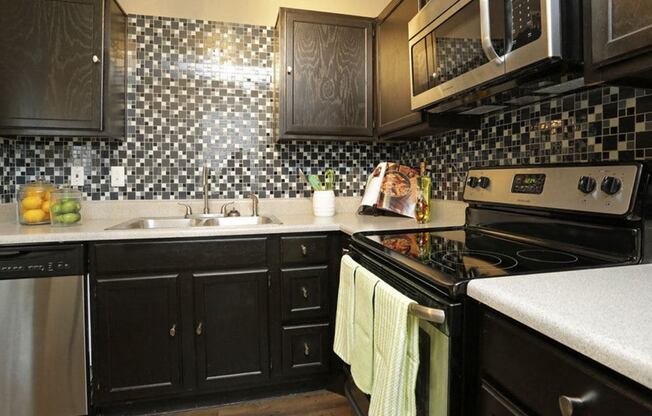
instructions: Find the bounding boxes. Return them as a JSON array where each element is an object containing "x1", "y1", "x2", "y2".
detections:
[
  {"x1": 281, "y1": 266, "x2": 329, "y2": 321},
  {"x1": 282, "y1": 323, "x2": 330, "y2": 376},
  {"x1": 480, "y1": 310, "x2": 652, "y2": 415},
  {"x1": 92, "y1": 238, "x2": 267, "y2": 275},
  {"x1": 280, "y1": 235, "x2": 328, "y2": 265}
]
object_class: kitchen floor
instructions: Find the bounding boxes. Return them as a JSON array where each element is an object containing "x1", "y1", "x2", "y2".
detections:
[{"x1": 162, "y1": 390, "x2": 354, "y2": 416}]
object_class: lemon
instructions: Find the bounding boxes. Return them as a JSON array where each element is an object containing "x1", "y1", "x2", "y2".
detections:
[
  {"x1": 22, "y1": 209, "x2": 47, "y2": 223},
  {"x1": 22, "y1": 196, "x2": 43, "y2": 210},
  {"x1": 41, "y1": 200, "x2": 51, "y2": 213}
]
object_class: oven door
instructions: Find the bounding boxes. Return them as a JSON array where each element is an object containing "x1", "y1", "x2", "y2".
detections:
[
  {"x1": 345, "y1": 244, "x2": 465, "y2": 415},
  {"x1": 409, "y1": 0, "x2": 508, "y2": 110}
]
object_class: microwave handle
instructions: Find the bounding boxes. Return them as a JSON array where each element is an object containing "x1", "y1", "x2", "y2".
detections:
[{"x1": 479, "y1": 0, "x2": 505, "y2": 64}]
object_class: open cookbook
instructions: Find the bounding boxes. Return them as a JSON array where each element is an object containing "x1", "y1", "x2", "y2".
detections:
[{"x1": 359, "y1": 162, "x2": 419, "y2": 218}]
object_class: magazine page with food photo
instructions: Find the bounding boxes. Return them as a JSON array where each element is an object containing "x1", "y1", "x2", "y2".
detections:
[{"x1": 359, "y1": 162, "x2": 419, "y2": 218}]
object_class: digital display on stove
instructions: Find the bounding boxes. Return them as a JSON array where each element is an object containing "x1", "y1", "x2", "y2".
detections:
[{"x1": 512, "y1": 174, "x2": 545, "y2": 194}]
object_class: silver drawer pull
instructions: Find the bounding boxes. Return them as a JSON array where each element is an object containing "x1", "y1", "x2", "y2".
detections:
[
  {"x1": 287, "y1": 66, "x2": 292, "y2": 75},
  {"x1": 300, "y1": 244, "x2": 308, "y2": 256},
  {"x1": 169, "y1": 324, "x2": 176, "y2": 337},
  {"x1": 301, "y1": 286, "x2": 309, "y2": 299},
  {"x1": 559, "y1": 395, "x2": 588, "y2": 416},
  {"x1": 195, "y1": 322, "x2": 203, "y2": 336},
  {"x1": 92, "y1": 55, "x2": 101, "y2": 64},
  {"x1": 303, "y1": 342, "x2": 310, "y2": 356}
]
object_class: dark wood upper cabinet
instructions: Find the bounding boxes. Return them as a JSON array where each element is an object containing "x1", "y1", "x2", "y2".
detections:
[
  {"x1": 93, "y1": 274, "x2": 184, "y2": 404},
  {"x1": 276, "y1": 8, "x2": 374, "y2": 141},
  {"x1": 193, "y1": 269, "x2": 270, "y2": 390},
  {"x1": 375, "y1": 0, "x2": 477, "y2": 141},
  {"x1": 0, "y1": 0, "x2": 126, "y2": 137},
  {"x1": 584, "y1": 0, "x2": 652, "y2": 86}
]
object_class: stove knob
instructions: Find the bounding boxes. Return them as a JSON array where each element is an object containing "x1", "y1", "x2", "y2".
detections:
[
  {"x1": 479, "y1": 176, "x2": 491, "y2": 189},
  {"x1": 577, "y1": 176, "x2": 596, "y2": 194},
  {"x1": 467, "y1": 176, "x2": 479, "y2": 188},
  {"x1": 601, "y1": 176, "x2": 622, "y2": 195}
]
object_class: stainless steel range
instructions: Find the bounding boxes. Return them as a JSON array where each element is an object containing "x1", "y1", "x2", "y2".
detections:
[{"x1": 346, "y1": 162, "x2": 652, "y2": 415}]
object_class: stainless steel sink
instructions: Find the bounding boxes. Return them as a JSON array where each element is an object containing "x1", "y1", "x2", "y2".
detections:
[{"x1": 106, "y1": 215, "x2": 282, "y2": 230}]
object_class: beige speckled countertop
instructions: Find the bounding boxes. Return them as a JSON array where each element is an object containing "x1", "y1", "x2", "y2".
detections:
[
  {"x1": 0, "y1": 197, "x2": 467, "y2": 245},
  {"x1": 468, "y1": 265, "x2": 652, "y2": 390}
]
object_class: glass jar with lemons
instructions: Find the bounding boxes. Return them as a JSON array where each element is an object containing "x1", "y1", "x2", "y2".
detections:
[
  {"x1": 16, "y1": 178, "x2": 56, "y2": 225},
  {"x1": 50, "y1": 188, "x2": 83, "y2": 226}
]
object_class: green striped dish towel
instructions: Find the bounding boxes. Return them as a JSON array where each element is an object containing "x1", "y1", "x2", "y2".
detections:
[
  {"x1": 333, "y1": 255, "x2": 359, "y2": 364},
  {"x1": 369, "y1": 281, "x2": 420, "y2": 416},
  {"x1": 350, "y1": 266, "x2": 380, "y2": 394}
]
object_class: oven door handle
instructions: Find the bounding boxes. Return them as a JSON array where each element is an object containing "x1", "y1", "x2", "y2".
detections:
[
  {"x1": 479, "y1": 0, "x2": 506, "y2": 64},
  {"x1": 409, "y1": 303, "x2": 446, "y2": 324}
]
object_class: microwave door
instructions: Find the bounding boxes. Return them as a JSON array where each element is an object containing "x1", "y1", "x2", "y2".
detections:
[
  {"x1": 409, "y1": 0, "x2": 507, "y2": 111},
  {"x1": 504, "y1": 0, "x2": 563, "y2": 73}
]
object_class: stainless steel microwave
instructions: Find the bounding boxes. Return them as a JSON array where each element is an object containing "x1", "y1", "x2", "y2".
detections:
[{"x1": 408, "y1": 0, "x2": 583, "y2": 112}]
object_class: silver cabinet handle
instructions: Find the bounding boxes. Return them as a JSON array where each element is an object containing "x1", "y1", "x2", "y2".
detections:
[
  {"x1": 301, "y1": 286, "x2": 308, "y2": 299},
  {"x1": 300, "y1": 244, "x2": 308, "y2": 256},
  {"x1": 195, "y1": 322, "x2": 203, "y2": 336},
  {"x1": 479, "y1": 0, "x2": 504, "y2": 64},
  {"x1": 559, "y1": 395, "x2": 584, "y2": 416},
  {"x1": 431, "y1": 72, "x2": 438, "y2": 79},
  {"x1": 287, "y1": 66, "x2": 292, "y2": 75},
  {"x1": 303, "y1": 342, "x2": 310, "y2": 356},
  {"x1": 169, "y1": 324, "x2": 176, "y2": 337},
  {"x1": 92, "y1": 55, "x2": 101, "y2": 64}
]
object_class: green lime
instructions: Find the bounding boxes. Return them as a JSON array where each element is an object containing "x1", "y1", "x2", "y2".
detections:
[
  {"x1": 61, "y1": 213, "x2": 81, "y2": 224},
  {"x1": 61, "y1": 200, "x2": 80, "y2": 214},
  {"x1": 54, "y1": 214, "x2": 66, "y2": 223},
  {"x1": 50, "y1": 203, "x2": 63, "y2": 215}
]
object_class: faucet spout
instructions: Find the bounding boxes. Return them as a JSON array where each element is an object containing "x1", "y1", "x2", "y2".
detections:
[
  {"x1": 202, "y1": 166, "x2": 210, "y2": 214},
  {"x1": 250, "y1": 193, "x2": 259, "y2": 217}
]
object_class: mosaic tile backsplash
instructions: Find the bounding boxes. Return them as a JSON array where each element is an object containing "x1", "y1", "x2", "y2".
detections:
[
  {"x1": 400, "y1": 86, "x2": 652, "y2": 200},
  {"x1": 0, "y1": 15, "x2": 395, "y2": 203},
  {"x1": 3, "y1": 14, "x2": 652, "y2": 205}
]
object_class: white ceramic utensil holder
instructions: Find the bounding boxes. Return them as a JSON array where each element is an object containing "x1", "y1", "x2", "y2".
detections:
[{"x1": 312, "y1": 190, "x2": 335, "y2": 217}]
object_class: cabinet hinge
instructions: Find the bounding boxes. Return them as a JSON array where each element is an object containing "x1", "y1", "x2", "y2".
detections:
[
  {"x1": 372, "y1": 121, "x2": 376, "y2": 129},
  {"x1": 372, "y1": 27, "x2": 376, "y2": 37},
  {"x1": 267, "y1": 274, "x2": 271, "y2": 288},
  {"x1": 270, "y1": 361, "x2": 273, "y2": 370}
]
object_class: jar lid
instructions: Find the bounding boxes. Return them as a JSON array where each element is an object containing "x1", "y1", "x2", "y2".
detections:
[
  {"x1": 19, "y1": 177, "x2": 55, "y2": 192},
  {"x1": 52, "y1": 187, "x2": 82, "y2": 198}
]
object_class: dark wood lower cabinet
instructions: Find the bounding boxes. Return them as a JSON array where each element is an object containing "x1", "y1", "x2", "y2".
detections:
[
  {"x1": 93, "y1": 274, "x2": 183, "y2": 404},
  {"x1": 89, "y1": 233, "x2": 341, "y2": 412},
  {"x1": 193, "y1": 269, "x2": 270, "y2": 390},
  {"x1": 477, "y1": 307, "x2": 652, "y2": 416}
]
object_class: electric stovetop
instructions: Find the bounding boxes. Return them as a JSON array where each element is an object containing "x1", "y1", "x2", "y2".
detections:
[{"x1": 353, "y1": 227, "x2": 630, "y2": 299}]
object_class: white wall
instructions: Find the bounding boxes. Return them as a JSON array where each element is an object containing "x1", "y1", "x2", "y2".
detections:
[{"x1": 117, "y1": 0, "x2": 390, "y2": 26}]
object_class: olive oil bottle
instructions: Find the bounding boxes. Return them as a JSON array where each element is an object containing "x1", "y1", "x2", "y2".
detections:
[{"x1": 415, "y1": 162, "x2": 431, "y2": 224}]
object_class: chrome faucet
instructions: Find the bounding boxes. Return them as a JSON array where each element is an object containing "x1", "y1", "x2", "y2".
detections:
[
  {"x1": 250, "y1": 193, "x2": 259, "y2": 217},
  {"x1": 202, "y1": 166, "x2": 210, "y2": 214}
]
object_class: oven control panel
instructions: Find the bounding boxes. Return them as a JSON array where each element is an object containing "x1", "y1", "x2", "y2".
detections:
[{"x1": 463, "y1": 164, "x2": 641, "y2": 215}]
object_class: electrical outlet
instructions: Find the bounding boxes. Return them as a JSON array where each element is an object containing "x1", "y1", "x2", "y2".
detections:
[
  {"x1": 111, "y1": 166, "x2": 126, "y2": 187},
  {"x1": 71, "y1": 166, "x2": 84, "y2": 186}
]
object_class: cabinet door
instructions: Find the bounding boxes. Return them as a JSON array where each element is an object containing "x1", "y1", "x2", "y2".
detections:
[
  {"x1": 193, "y1": 269, "x2": 270, "y2": 390},
  {"x1": 281, "y1": 9, "x2": 373, "y2": 137},
  {"x1": 376, "y1": 0, "x2": 424, "y2": 136},
  {"x1": 0, "y1": 0, "x2": 102, "y2": 130},
  {"x1": 93, "y1": 274, "x2": 183, "y2": 404},
  {"x1": 589, "y1": 0, "x2": 652, "y2": 66}
]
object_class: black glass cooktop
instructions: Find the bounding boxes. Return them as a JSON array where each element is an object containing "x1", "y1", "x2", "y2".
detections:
[{"x1": 353, "y1": 227, "x2": 630, "y2": 298}]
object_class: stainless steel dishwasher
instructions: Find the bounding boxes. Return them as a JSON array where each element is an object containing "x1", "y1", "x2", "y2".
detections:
[{"x1": 0, "y1": 244, "x2": 88, "y2": 416}]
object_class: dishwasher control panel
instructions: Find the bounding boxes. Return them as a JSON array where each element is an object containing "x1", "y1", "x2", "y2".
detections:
[{"x1": 0, "y1": 244, "x2": 84, "y2": 278}]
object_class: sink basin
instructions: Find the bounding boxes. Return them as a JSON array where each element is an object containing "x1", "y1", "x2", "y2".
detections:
[
  {"x1": 106, "y1": 216, "x2": 282, "y2": 230},
  {"x1": 207, "y1": 216, "x2": 281, "y2": 226}
]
